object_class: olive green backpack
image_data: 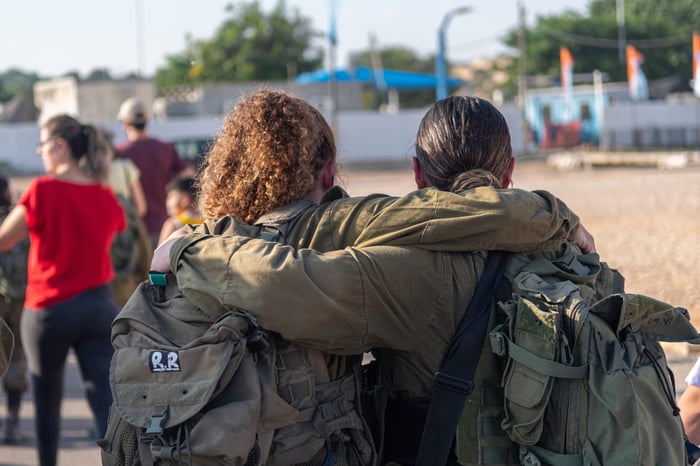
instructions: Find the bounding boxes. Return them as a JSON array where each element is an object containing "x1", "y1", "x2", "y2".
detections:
[
  {"x1": 0, "y1": 205, "x2": 29, "y2": 301},
  {"x1": 99, "y1": 201, "x2": 374, "y2": 466},
  {"x1": 483, "y1": 246, "x2": 700, "y2": 466},
  {"x1": 418, "y1": 244, "x2": 700, "y2": 466}
]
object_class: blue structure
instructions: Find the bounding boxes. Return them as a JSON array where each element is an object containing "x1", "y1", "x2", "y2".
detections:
[
  {"x1": 525, "y1": 82, "x2": 629, "y2": 148},
  {"x1": 296, "y1": 66, "x2": 465, "y2": 90}
]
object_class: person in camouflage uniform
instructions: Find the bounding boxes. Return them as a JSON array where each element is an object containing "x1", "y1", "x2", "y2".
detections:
[{"x1": 0, "y1": 174, "x2": 28, "y2": 444}]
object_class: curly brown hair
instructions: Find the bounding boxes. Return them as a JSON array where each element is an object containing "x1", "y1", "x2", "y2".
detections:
[{"x1": 197, "y1": 90, "x2": 336, "y2": 223}]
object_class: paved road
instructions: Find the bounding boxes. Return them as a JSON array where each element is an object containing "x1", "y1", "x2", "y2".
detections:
[
  {"x1": 0, "y1": 352, "x2": 102, "y2": 466},
  {"x1": 0, "y1": 346, "x2": 698, "y2": 466}
]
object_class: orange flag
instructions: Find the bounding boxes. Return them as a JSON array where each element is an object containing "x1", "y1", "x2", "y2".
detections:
[
  {"x1": 560, "y1": 47, "x2": 574, "y2": 93},
  {"x1": 693, "y1": 32, "x2": 700, "y2": 96},
  {"x1": 626, "y1": 45, "x2": 648, "y2": 101},
  {"x1": 694, "y1": 32, "x2": 700, "y2": 77}
]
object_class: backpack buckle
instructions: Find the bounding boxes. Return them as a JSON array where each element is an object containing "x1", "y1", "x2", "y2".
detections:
[
  {"x1": 145, "y1": 406, "x2": 169, "y2": 434},
  {"x1": 433, "y1": 372, "x2": 473, "y2": 396}
]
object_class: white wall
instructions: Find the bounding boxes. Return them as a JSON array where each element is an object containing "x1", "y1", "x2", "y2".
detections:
[
  {"x1": 602, "y1": 101, "x2": 700, "y2": 148},
  {"x1": 0, "y1": 123, "x2": 43, "y2": 172},
  {"x1": 0, "y1": 107, "x2": 530, "y2": 173},
  {"x1": 336, "y1": 109, "x2": 425, "y2": 163}
]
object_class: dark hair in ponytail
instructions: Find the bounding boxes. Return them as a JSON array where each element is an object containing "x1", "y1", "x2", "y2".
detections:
[
  {"x1": 414, "y1": 96, "x2": 513, "y2": 193},
  {"x1": 43, "y1": 114, "x2": 108, "y2": 180}
]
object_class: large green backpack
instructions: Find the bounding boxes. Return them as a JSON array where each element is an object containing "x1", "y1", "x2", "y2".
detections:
[
  {"x1": 411, "y1": 244, "x2": 700, "y2": 466},
  {"x1": 0, "y1": 205, "x2": 29, "y2": 301},
  {"x1": 99, "y1": 202, "x2": 374, "y2": 466},
  {"x1": 473, "y1": 245, "x2": 699, "y2": 465}
]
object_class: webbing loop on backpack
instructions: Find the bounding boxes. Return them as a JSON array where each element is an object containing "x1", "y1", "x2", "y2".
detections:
[
  {"x1": 259, "y1": 227, "x2": 280, "y2": 242},
  {"x1": 522, "y1": 445, "x2": 583, "y2": 466},
  {"x1": 490, "y1": 333, "x2": 589, "y2": 379},
  {"x1": 149, "y1": 272, "x2": 168, "y2": 287},
  {"x1": 433, "y1": 371, "x2": 474, "y2": 396}
]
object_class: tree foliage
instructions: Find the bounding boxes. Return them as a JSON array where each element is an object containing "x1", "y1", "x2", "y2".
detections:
[
  {"x1": 155, "y1": 0, "x2": 323, "y2": 89},
  {"x1": 499, "y1": 0, "x2": 697, "y2": 97},
  {"x1": 0, "y1": 69, "x2": 41, "y2": 104},
  {"x1": 86, "y1": 68, "x2": 113, "y2": 81}
]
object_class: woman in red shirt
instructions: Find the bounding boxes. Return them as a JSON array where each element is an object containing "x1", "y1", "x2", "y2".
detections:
[{"x1": 0, "y1": 114, "x2": 125, "y2": 466}]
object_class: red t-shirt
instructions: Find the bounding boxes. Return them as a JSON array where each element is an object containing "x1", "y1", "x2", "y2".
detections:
[
  {"x1": 19, "y1": 176, "x2": 126, "y2": 309},
  {"x1": 116, "y1": 138, "x2": 190, "y2": 235}
]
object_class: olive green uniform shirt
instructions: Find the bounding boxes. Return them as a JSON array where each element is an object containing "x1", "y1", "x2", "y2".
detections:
[{"x1": 171, "y1": 187, "x2": 578, "y2": 400}]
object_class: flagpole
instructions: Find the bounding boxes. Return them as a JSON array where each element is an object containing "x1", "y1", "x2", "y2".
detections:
[
  {"x1": 616, "y1": 0, "x2": 626, "y2": 64},
  {"x1": 327, "y1": 0, "x2": 339, "y2": 136}
]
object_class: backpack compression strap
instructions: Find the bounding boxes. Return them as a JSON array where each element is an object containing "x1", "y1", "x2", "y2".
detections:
[{"x1": 415, "y1": 251, "x2": 510, "y2": 466}]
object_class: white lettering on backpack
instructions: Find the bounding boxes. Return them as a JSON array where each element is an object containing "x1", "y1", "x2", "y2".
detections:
[{"x1": 149, "y1": 350, "x2": 181, "y2": 372}]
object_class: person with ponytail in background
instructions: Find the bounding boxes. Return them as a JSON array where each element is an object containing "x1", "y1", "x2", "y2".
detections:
[{"x1": 0, "y1": 115, "x2": 125, "y2": 466}]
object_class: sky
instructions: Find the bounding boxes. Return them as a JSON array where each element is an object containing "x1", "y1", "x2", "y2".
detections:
[{"x1": 2, "y1": 0, "x2": 589, "y2": 78}]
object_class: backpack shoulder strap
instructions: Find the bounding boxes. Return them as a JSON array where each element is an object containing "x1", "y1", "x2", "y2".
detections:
[
  {"x1": 254, "y1": 199, "x2": 314, "y2": 243},
  {"x1": 416, "y1": 250, "x2": 510, "y2": 466}
]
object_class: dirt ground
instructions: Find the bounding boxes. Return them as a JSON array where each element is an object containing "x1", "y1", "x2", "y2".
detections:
[
  {"x1": 9, "y1": 158, "x2": 700, "y2": 329},
  {"x1": 339, "y1": 158, "x2": 700, "y2": 337}
]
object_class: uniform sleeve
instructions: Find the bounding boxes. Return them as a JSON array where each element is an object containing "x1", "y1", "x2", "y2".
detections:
[
  {"x1": 173, "y1": 238, "x2": 446, "y2": 354},
  {"x1": 348, "y1": 187, "x2": 579, "y2": 251}
]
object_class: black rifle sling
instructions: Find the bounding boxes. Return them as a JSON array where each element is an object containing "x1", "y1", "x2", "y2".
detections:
[{"x1": 415, "y1": 250, "x2": 510, "y2": 466}]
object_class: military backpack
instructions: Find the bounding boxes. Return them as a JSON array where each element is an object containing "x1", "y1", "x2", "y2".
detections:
[
  {"x1": 0, "y1": 205, "x2": 29, "y2": 301},
  {"x1": 378, "y1": 244, "x2": 700, "y2": 466},
  {"x1": 99, "y1": 201, "x2": 374, "y2": 466}
]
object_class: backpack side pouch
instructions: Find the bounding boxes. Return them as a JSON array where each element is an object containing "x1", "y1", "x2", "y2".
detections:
[
  {"x1": 493, "y1": 295, "x2": 557, "y2": 445},
  {"x1": 493, "y1": 271, "x2": 586, "y2": 446},
  {"x1": 584, "y1": 294, "x2": 692, "y2": 466}
]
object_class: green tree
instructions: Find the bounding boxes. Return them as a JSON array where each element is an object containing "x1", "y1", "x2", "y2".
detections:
[
  {"x1": 86, "y1": 68, "x2": 113, "y2": 81},
  {"x1": 155, "y1": 0, "x2": 323, "y2": 89},
  {"x1": 0, "y1": 68, "x2": 41, "y2": 103},
  {"x1": 499, "y1": 0, "x2": 696, "y2": 98}
]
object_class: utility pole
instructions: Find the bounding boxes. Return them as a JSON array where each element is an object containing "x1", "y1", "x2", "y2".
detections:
[
  {"x1": 435, "y1": 6, "x2": 472, "y2": 101},
  {"x1": 616, "y1": 0, "x2": 626, "y2": 64},
  {"x1": 134, "y1": 0, "x2": 145, "y2": 78},
  {"x1": 517, "y1": 0, "x2": 530, "y2": 156},
  {"x1": 327, "y1": 0, "x2": 339, "y2": 135}
]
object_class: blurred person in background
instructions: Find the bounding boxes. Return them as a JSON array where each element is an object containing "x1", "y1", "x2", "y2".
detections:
[
  {"x1": 678, "y1": 358, "x2": 700, "y2": 445},
  {"x1": 117, "y1": 97, "x2": 194, "y2": 248},
  {"x1": 100, "y1": 129, "x2": 152, "y2": 308},
  {"x1": 157, "y1": 176, "x2": 202, "y2": 245},
  {"x1": 0, "y1": 115, "x2": 125, "y2": 466},
  {"x1": 0, "y1": 173, "x2": 29, "y2": 444}
]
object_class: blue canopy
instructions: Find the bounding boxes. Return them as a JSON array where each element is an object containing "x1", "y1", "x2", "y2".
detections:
[{"x1": 296, "y1": 66, "x2": 465, "y2": 90}]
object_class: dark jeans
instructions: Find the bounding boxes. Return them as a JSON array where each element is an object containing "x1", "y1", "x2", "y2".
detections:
[{"x1": 21, "y1": 285, "x2": 118, "y2": 466}]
